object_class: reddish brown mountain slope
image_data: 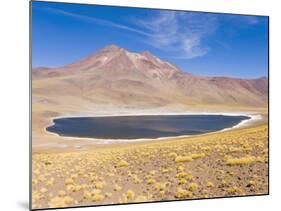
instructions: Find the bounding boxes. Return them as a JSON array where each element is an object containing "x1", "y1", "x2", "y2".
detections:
[{"x1": 32, "y1": 45, "x2": 268, "y2": 111}]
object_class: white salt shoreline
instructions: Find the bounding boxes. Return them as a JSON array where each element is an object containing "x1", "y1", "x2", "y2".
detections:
[{"x1": 43, "y1": 112, "x2": 263, "y2": 144}]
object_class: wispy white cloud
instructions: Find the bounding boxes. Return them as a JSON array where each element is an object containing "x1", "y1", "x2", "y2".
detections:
[
  {"x1": 137, "y1": 11, "x2": 218, "y2": 59},
  {"x1": 38, "y1": 6, "x2": 218, "y2": 59},
  {"x1": 37, "y1": 6, "x2": 152, "y2": 37}
]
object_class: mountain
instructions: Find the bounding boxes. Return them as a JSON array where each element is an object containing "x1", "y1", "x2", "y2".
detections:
[{"x1": 32, "y1": 45, "x2": 268, "y2": 116}]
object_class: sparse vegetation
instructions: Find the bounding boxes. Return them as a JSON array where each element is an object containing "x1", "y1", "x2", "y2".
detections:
[
  {"x1": 225, "y1": 156, "x2": 265, "y2": 166},
  {"x1": 32, "y1": 124, "x2": 268, "y2": 209}
]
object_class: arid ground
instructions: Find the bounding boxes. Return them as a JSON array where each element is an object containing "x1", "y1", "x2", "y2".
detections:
[{"x1": 32, "y1": 116, "x2": 268, "y2": 209}]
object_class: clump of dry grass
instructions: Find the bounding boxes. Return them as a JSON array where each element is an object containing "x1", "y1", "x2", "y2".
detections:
[
  {"x1": 119, "y1": 190, "x2": 135, "y2": 203},
  {"x1": 93, "y1": 181, "x2": 106, "y2": 189},
  {"x1": 175, "y1": 155, "x2": 193, "y2": 163},
  {"x1": 69, "y1": 185, "x2": 82, "y2": 192},
  {"x1": 126, "y1": 190, "x2": 135, "y2": 200},
  {"x1": 83, "y1": 191, "x2": 92, "y2": 200},
  {"x1": 187, "y1": 183, "x2": 198, "y2": 192},
  {"x1": 177, "y1": 165, "x2": 185, "y2": 171},
  {"x1": 92, "y1": 192, "x2": 104, "y2": 202},
  {"x1": 176, "y1": 172, "x2": 193, "y2": 181},
  {"x1": 117, "y1": 160, "x2": 129, "y2": 167},
  {"x1": 64, "y1": 178, "x2": 74, "y2": 186},
  {"x1": 132, "y1": 174, "x2": 142, "y2": 184},
  {"x1": 48, "y1": 196, "x2": 74, "y2": 208},
  {"x1": 207, "y1": 181, "x2": 215, "y2": 188},
  {"x1": 176, "y1": 172, "x2": 188, "y2": 178},
  {"x1": 154, "y1": 182, "x2": 166, "y2": 192},
  {"x1": 147, "y1": 178, "x2": 156, "y2": 185},
  {"x1": 161, "y1": 168, "x2": 171, "y2": 173},
  {"x1": 225, "y1": 156, "x2": 264, "y2": 166},
  {"x1": 175, "y1": 187, "x2": 192, "y2": 199},
  {"x1": 191, "y1": 153, "x2": 206, "y2": 159},
  {"x1": 168, "y1": 152, "x2": 178, "y2": 158},
  {"x1": 178, "y1": 178, "x2": 187, "y2": 185},
  {"x1": 227, "y1": 187, "x2": 243, "y2": 195}
]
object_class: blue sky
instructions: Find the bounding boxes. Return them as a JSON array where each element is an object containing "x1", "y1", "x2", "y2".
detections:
[{"x1": 32, "y1": 1, "x2": 268, "y2": 79}]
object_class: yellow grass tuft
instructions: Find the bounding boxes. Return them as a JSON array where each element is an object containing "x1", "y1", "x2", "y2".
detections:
[
  {"x1": 64, "y1": 196, "x2": 74, "y2": 204},
  {"x1": 64, "y1": 178, "x2": 74, "y2": 186},
  {"x1": 177, "y1": 165, "x2": 185, "y2": 172},
  {"x1": 175, "y1": 187, "x2": 187, "y2": 199},
  {"x1": 126, "y1": 189, "x2": 135, "y2": 200},
  {"x1": 175, "y1": 155, "x2": 193, "y2": 163},
  {"x1": 147, "y1": 178, "x2": 156, "y2": 185},
  {"x1": 168, "y1": 152, "x2": 178, "y2": 158},
  {"x1": 83, "y1": 191, "x2": 92, "y2": 200},
  {"x1": 94, "y1": 181, "x2": 105, "y2": 189},
  {"x1": 92, "y1": 193, "x2": 104, "y2": 202},
  {"x1": 175, "y1": 187, "x2": 192, "y2": 199},
  {"x1": 132, "y1": 175, "x2": 142, "y2": 184},
  {"x1": 187, "y1": 183, "x2": 198, "y2": 192},
  {"x1": 154, "y1": 182, "x2": 166, "y2": 191},
  {"x1": 117, "y1": 160, "x2": 129, "y2": 168},
  {"x1": 161, "y1": 168, "x2": 170, "y2": 173},
  {"x1": 48, "y1": 196, "x2": 74, "y2": 208},
  {"x1": 191, "y1": 153, "x2": 206, "y2": 159},
  {"x1": 227, "y1": 187, "x2": 243, "y2": 195},
  {"x1": 178, "y1": 178, "x2": 187, "y2": 185},
  {"x1": 176, "y1": 172, "x2": 188, "y2": 178},
  {"x1": 186, "y1": 174, "x2": 194, "y2": 181},
  {"x1": 70, "y1": 185, "x2": 82, "y2": 192},
  {"x1": 207, "y1": 181, "x2": 215, "y2": 188},
  {"x1": 225, "y1": 156, "x2": 264, "y2": 166}
]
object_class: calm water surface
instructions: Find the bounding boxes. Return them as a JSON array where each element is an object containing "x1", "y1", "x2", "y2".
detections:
[{"x1": 46, "y1": 115, "x2": 250, "y2": 139}]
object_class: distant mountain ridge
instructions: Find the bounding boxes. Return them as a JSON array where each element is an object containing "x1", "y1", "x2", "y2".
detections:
[{"x1": 32, "y1": 45, "x2": 268, "y2": 110}]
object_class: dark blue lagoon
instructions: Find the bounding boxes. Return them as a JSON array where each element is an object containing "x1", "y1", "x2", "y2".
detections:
[{"x1": 46, "y1": 115, "x2": 250, "y2": 139}]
